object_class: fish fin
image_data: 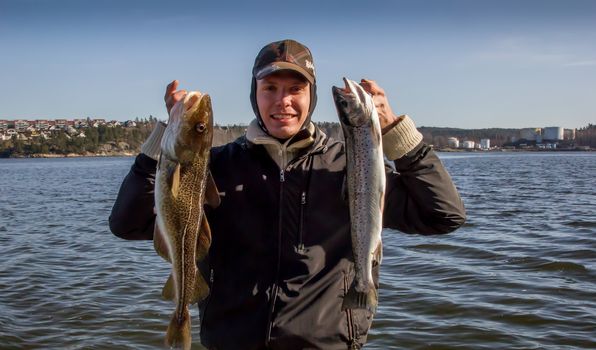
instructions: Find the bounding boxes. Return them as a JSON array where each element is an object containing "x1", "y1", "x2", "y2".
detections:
[
  {"x1": 341, "y1": 283, "x2": 378, "y2": 313},
  {"x1": 205, "y1": 170, "x2": 221, "y2": 208},
  {"x1": 374, "y1": 241, "x2": 383, "y2": 266},
  {"x1": 190, "y1": 268, "x2": 210, "y2": 304},
  {"x1": 196, "y1": 213, "x2": 212, "y2": 262},
  {"x1": 165, "y1": 307, "x2": 192, "y2": 350},
  {"x1": 153, "y1": 221, "x2": 171, "y2": 262},
  {"x1": 161, "y1": 274, "x2": 176, "y2": 301},
  {"x1": 168, "y1": 163, "x2": 181, "y2": 198}
]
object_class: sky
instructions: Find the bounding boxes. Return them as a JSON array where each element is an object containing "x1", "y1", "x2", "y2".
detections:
[{"x1": 1, "y1": 0, "x2": 595, "y2": 129}]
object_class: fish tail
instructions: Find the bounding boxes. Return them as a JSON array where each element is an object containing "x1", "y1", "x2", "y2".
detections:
[
  {"x1": 341, "y1": 282, "x2": 378, "y2": 313},
  {"x1": 165, "y1": 307, "x2": 192, "y2": 350}
]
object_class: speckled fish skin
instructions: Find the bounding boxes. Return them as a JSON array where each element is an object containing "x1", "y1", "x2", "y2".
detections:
[
  {"x1": 332, "y1": 78, "x2": 385, "y2": 313},
  {"x1": 154, "y1": 91, "x2": 215, "y2": 350}
]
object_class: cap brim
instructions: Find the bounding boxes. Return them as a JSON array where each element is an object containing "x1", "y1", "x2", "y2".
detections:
[{"x1": 254, "y1": 62, "x2": 314, "y2": 84}]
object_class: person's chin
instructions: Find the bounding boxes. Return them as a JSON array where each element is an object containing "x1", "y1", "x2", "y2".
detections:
[
  {"x1": 268, "y1": 120, "x2": 298, "y2": 136},
  {"x1": 269, "y1": 129, "x2": 290, "y2": 139}
]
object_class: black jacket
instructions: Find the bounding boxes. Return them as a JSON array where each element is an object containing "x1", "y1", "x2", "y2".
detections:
[{"x1": 109, "y1": 127, "x2": 465, "y2": 349}]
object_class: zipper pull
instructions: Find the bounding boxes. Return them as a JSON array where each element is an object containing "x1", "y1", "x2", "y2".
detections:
[
  {"x1": 210, "y1": 269, "x2": 214, "y2": 283},
  {"x1": 280, "y1": 169, "x2": 285, "y2": 182},
  {"x1": 301, "y1": 191, "x2": 306, "y2": 205}
]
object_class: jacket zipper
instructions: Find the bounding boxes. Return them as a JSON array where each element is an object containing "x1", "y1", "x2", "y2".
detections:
[
  {"x1": 265, "y1": 139, "x2": 327, "y2": 344},
  {"x1": 266, "y1": 168, "x2": 286, "y2": 344},
  {"x1": 296, "y1": 156, "x2": 315, "y2": 254},
  {"x1": 296, "y1": 190, "x2": 306, "y2": 254}
]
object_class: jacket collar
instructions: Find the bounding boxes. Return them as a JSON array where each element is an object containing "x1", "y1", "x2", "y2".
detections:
[{"x1": 246, "y1": 119, "x2": 317, "y2": 152}]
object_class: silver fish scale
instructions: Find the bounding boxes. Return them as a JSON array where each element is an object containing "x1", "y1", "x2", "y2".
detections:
[{"x1": 344, "y1": 123, "x2": 385, "y2": 293}]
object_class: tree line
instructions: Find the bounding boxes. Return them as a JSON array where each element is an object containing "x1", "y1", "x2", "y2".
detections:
[{"x1": 1, "y1": 121, "x2": 594, "y2": 158}]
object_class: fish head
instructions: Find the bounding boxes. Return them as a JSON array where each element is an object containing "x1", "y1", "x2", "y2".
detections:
[
  {"x1": 162, "y1": 91, "x2": 213, "y2": 164},
  {"x1": 332, "y1": 77, "x2": 374, "y2": 128}
]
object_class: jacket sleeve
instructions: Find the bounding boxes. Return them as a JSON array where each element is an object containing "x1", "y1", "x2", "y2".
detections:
[
  {"x1": 381, "y1": 116, "x2": 466, "y2": 234},
  {"x1": 108, "y1": 123, "x2": 165, "y2": 240}
]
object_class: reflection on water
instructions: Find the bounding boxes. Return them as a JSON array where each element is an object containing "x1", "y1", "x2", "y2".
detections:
[{"x1": 0, "y1": 153, "x2": 595, "y2": 349}]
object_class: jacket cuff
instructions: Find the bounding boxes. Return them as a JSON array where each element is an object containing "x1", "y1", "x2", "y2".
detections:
[
  {"x1": 382, "y1": 115, "x2": 423, "y2": 161},
  {"x1": 141, "y1": 121, "x2": 166, "y2": 161}
]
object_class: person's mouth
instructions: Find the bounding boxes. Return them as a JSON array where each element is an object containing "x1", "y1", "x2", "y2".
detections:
[{"x1": 271, "y1": 114, "x2": 295, "y2": 120}]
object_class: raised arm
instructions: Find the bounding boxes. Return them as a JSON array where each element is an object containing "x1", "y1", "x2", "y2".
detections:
[
  {"x1": 109, "y1": 80, "x2": 188, "y2": 240},
  {"x1": 360, "y1": 78, "x2": 466, "y2": 235}
]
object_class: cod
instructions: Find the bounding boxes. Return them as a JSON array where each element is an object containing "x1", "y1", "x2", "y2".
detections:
[
  {"x1": 153, "y1": 91, "x2": 220, "y2": 350},
  {"x1": 332, "y1": 78, "x2": 385, "y2": 313}
]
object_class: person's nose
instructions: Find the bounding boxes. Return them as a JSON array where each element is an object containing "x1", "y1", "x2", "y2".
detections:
[{"x1": 275, "y1": 90, "x2": 292, "y2": 108}]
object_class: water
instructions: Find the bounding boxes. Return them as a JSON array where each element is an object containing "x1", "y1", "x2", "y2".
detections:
[{"x1": 0, "y1": 153, "x2": 595, "y2": 349}]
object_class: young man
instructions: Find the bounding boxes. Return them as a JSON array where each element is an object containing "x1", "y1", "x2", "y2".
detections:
[{"x1": 109, "y1": 39, "x2": 466, "y2": 349}]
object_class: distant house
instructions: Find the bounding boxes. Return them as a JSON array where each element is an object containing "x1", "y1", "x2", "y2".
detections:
[
  {"x1": 14, "y1": 120, "x2": 29, "y2": 132},
  {"x1": 0, "y1": 120, "x2": 8, "y2": 131},
  {"x1": 91, "y1": 119, "x2": 106, "y2": 128},
  {"x1": 55, "y1": 119, "x2": 67, "y2": 129},
  {"x1": 35, "y1": 119, "x2": 50, "y2": 130},
  {"x1": 74, "y1": 119, "x2": 88, "y2": 128},
  {"x1": 66, "y1": 126, "x2": 78, "y2": 135},
  {"x1": 124, "y1": 120, "x2": 137, "y2": 128}
]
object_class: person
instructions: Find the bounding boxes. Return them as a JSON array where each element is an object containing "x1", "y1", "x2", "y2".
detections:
[{"x1": 109, "y1": 39, "x2": 466, "y2": 350}]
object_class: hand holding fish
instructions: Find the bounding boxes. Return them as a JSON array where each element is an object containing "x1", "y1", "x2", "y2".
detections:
[
  {"x1": 164, "y1": 80, "x2": 188, "y2": 117},
  {"x1": 359, "y1": 79, "x2": 402, "y2": 134}
]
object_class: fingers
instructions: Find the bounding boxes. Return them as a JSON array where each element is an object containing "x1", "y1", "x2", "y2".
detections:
[
  {"x1": 360, "y1": 78, "x2": 384, "y2": 96},
  {"x1": 165, "y1": 79, "x2": 179, "y2": 101},
  {"x1": 164, "y1": 80, "x2": 187, "y2": 115}
]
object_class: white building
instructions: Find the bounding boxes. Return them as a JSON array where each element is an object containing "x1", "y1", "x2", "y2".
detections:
[
  {"x1": 520, "y1": 128, "x2": 540, "y2": 141},
  {"x1": 447, "y1": 137, "x2": 459, "y2": 148},
  {"x1": 543, "y1": 127, "x2": 564, "y2": 141},
  {"x1": 480, "y1": 139, "x2": 490, "y2": 150},
  {"x1": 462, "y1": 141, "x2": 475, "y2": 149}
]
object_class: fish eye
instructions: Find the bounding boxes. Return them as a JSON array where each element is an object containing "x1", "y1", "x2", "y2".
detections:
[{"x1": 196, "y1": 123, "x2": 206, "y2": 133}]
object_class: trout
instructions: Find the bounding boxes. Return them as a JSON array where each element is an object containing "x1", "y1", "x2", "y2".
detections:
[
  {"x1": 332, "y1": 78, "x2": 385, "y2": 313},
  {"x1": 153, "y1": 91, "x2": 220, "y2": 349}
]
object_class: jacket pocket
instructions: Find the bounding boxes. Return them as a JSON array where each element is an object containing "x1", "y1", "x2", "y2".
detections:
[
  {"x1": 343, "y1": 271, "x2": 358, "y2": 348},
  {"x1": 342, "y1": 270, "x2": 375, "y2": 349}
]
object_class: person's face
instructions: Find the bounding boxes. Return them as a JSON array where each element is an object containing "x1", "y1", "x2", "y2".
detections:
[{"x1": 256, "y1": 71, "x2": 311, "y2": 140}]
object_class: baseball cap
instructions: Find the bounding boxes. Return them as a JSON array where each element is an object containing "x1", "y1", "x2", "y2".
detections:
[{"x1": 252, "y1": 39, "x2": 316, "y2": 84}]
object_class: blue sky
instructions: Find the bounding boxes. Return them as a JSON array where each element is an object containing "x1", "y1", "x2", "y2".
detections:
[{"x1": 1, "y1": 0, "x2": 595, "y2": 129}]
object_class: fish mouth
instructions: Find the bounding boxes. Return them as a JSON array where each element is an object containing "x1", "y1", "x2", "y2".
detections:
[
  {"x1": 332, "y1": 86, "x2": 352, "y2": 126},
  {"x1": 332, "y1": 77, "x2": 353, "y2": 97}
]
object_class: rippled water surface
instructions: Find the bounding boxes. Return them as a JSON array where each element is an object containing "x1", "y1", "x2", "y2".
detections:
[{"x1": 1, "y1": 152, "x2": 595, "y2": 349}]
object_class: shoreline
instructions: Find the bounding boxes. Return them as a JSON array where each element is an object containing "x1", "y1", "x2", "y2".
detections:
[
  {"x1": 3, "y1": 148, "x2": 593, "y2": 159},
  {"x1": 2, "y1": 151, "x2": 136, "y2": 159},
  {"x1": 435, "y1": 147, "x2": 594, "y2": 153}
]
